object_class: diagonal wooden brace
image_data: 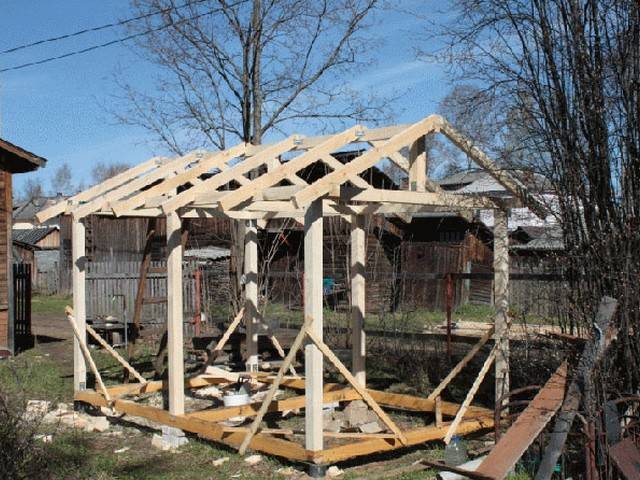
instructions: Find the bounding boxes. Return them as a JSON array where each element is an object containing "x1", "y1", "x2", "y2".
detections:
[{"x1": 304, "y1": 327, "x2": 408, "y2": 445}]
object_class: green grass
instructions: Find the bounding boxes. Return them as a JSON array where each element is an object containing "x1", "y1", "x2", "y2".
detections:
[
  {"x1": 32, "y1": 294, "x2": 72, "y2": 316},
  {"x1": 0, "y1": 348, "x2": 72, "y2": 403}
]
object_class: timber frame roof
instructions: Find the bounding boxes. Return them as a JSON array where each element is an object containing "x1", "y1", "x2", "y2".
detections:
[{"x1": 36, "y1": 114, "x2": 547, "y2": 224}]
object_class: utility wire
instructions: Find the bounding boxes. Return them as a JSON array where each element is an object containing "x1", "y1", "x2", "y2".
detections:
[
  {"x1": 0, "y1": 0, "x2": 210, "y2": 55},
  {"x1": 0, "y1": 2, "x2": 244, "y2": 74}
]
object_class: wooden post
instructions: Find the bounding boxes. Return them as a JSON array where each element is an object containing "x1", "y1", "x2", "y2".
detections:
[
  {"x1": 408, "y1": 135, "x2": 426, "y2": 192},
  {"x1": 72, "y1": 218, "x2": 87, "y2": 392},
  {"x1": 493, "y1": 209, "x2": 510, "y2": 409},
  {"x1": 244, "y1": 219, "x2": 259, "y2": 371},
  {"x1": 166, "y1": 211, "x2": 185, "y2": 415},
  {"x1": 350, "y1": 215, "x2": 366, "y2": 386},
  {"x1": 304, "y1": 199, "x2": 323, "y2": 452}
]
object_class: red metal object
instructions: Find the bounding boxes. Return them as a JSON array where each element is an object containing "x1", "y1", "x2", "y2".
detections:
[
  {"x1": 193, "y1": 268, "x2": 202, "y2": 336},
  {"x1": 445, "y1": 273, "x2": 453, "y2": 361}
]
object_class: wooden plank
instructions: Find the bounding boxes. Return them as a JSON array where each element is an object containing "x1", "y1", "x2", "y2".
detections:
[
  {"x1": 237, "y1": 318, "x2": 311, "y2": 454},
  {"x1": 188, "y1": 388, "x2": 360, "y2": 422},
  {"x1": 110, "y1": 143, "x2": 246, "y2": 216},
  {"x1": 408, "y1": 136, "x2": 426, "y2": 192},
  {"x1": 74, "y1": 390, "x2": 309, "y2": 461},
  {"x1": 305, "y1": 327, "x2": 408, "y2": 445},
  {"x1": 535, "y1": 297, "x2": 618, "y2": 480},
  {"x1": 304, "y1": 199, "x2": 324, "y2": 452},
  {"x1": 427, "y1": 327, "x2": 495, "y2": 402},
  {"x1": 71, "y1": 219, "x2": 87, "y2": 391},
  {"x1": 217, "y1": 127, "x2": 360, "y2": 211},
  {"x1": 609, "y1": 438, "x2": 640, "y2": 480},
  {"x1": 86, "y1": 324, "x2": 147, "y2": 384},
  {"x1": 336, "y1": 186, "x2": 497, "y2": 209},
  {"x1": 73, "y1": 152, "x2": 200, "y2": 219},
  {"x1": 444, "y1": 344, "x2": 497, "y2": 444},
  {"x1": 202, "y1": 308, "x2": 244, "y2": 368},
  {"x1": 65, "y1": 307, "x2": 110, "y2": 402},
  {"x1": 351, "y1": 215, "x2": 366, "y2": 386},
  {"x1": 244, "y1": 219, "x2": 259, "y2": 371},
  {"x1": 166, "y1": 211, "x2": 184, "y2": 415},
  {"x1": 160, "y1": 137, "x2": 297, "y2": 213},
  {"x1": 311, "y1": 417, "x2": 494, "y2": 464},
  {"x1": 438, "y1": 117, "x2": 547, "y2": 218},
  {"x1": 35, "y1": 156, "x2": 163, "y2": 223},
  {"x1": 246, "y1": 124, "x2": 407, "y2": 155},
  {"x1": 493, "y1": 209, "x2": 510, "y2": 409},
  {"x1": 476, "y1": 362, "x2": 568, "y2": 480},
  {"x1": 293, "y1": 116, "x2": 439, "y2": 208},
  {"x1": 268, "y1": 334, "x2": 298, "y2": 376}
]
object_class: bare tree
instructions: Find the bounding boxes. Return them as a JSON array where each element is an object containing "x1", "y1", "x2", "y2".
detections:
[
  {"x1": 18, "y1": 178, "x2": 43, "y2": 203},
  {"x1": 432, "y1": 1, "x2": 640, "y2": 476},
  {"x1": 114, "y1": 0, "x2": 388, "y2": 153},
  {"x1": 91, "y1": 161, "x2": 130, "y2": 184},
  {"x1": 50, "y1": 162, "x2": 74, "y2": 195}
]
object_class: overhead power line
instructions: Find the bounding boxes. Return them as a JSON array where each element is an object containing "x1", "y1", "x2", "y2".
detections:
[
  {"x1": 0, "y1": 0, "x2": 210, "y2": 55},
  {"x1": 0, "y1": 2, "x2": 244, "y2": 74}
]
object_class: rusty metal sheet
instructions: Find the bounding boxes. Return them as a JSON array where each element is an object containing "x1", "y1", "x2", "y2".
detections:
[
  {"x1": 609, "y1": 437, "x2": 640, "y2": 480},
  {"x1": 475, "y1": 362, "x2": 568, "y2": 479}
]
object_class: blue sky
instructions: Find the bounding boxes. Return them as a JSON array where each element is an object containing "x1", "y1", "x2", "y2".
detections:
[{"x1": 0, "y1": 0, "x2": 452, "y2": 196}]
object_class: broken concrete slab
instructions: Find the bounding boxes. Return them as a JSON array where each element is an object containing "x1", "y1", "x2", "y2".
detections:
[
  {"x1": 344, "y1": 400, "x2": 378, "y2": 428},
  {"x1": 359, "y1": 421, "x2": 383, "y2": 434},
  {"x1": 25, "y1": 400, "x2": 51, "y2": 420}
]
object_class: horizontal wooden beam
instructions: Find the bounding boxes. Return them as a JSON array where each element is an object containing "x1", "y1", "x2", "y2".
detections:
[
  {"x1": 75, "y1": 390, "x2": 309, "y2": 461},
  {"x1": 335, "y1": 186, "x2": 497, "y2": 209}
]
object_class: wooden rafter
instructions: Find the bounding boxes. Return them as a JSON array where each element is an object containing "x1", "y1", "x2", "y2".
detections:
[{"x1": 160, "y1": 136, "x2": 298, "y2": 213}]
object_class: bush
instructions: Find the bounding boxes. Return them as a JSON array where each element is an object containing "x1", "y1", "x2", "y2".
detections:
[{"x1": 0, "y1": 393, "x2": 48, "y2": 479}]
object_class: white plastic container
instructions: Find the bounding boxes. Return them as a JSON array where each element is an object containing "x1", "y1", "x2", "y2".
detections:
[{"x1": 223, "y1": 391, "x2": 250, "y2": 407}]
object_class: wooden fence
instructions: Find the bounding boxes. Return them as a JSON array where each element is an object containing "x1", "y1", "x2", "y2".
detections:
[{"x1": 85, "y1": 259, "x2": 230, "y2": 326}]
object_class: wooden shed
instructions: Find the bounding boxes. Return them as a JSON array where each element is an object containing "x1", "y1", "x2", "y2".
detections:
[{"x1": 0, "y1": 138, "x2": 46, "y2": 356}]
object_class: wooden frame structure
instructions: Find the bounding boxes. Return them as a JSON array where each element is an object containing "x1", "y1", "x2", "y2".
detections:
[{"x1": 37, "y1": 114, "x2": 545, "y2": 464}]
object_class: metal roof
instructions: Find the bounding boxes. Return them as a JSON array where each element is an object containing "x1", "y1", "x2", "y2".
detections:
[
  {"x1": 13, "y1": 226, "x2": 58, "y2": 246},
  {"x1": 184, "y1": 246, "x2": 230, "y2": 261}
]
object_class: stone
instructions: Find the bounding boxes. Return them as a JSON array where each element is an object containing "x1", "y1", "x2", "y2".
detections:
[
  {"x1": 34, "y1": 434, "x2": 52, "y2": 443},
  {"x1": 114, "y1": 447, "x2": 130, "y2": 454},
  {"x1": 151, "y1": 433, "x2": 168, "y2": 451},
  {"x1": 85, "y1": 416, "x2": 110, "y2": 432},
  {"x1": 244, "y1": 454, "x2": 263, "y2": 466},
  {"x1": 344, "y1": 400, "x2": 370, "y2": 427},
  {"x1": 26, "y1": 400, "x2": 51, "y2": 420},
  {"x1": 359, "y1": 421, "x2": 383, "y2": 434},
  {"x1": 162, "y1": 426, "x2": 188, "y2": 449},
  {"x1": 326, "y1": 466, "x2": 344, "y2": 477},
  {"x1": 212, "y1": 457, "x2": 229, "y2": 467},
  {"x1": 323, "y1": 417, "x2": 344, "y2": 433}
]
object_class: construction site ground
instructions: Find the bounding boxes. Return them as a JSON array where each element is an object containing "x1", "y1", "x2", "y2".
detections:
[{"x1": 0, "y1": 295, "x2": 538, "y2": 479}]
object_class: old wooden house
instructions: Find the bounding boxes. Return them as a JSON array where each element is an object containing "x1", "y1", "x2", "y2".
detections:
[{"x1": 0, "y1": 138, "x2": 46, "y2": 356}]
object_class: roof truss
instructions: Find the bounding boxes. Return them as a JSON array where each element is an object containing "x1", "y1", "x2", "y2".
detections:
[{"x1": 36, "y1": 114, "x2": 547, "y2": 224}]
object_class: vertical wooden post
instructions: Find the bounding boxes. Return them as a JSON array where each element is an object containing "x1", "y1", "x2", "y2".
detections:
[
  {"x1": 408, "y1": 136, "x2": 427, "y2": 192},
  {"x1": 493, "y1": 209, "x2": 510, "y2": 408},
  {"x1": 166, "y1": 211, "x2": 184, "y2": 415},
  {"x1": 72, "y1": 217, "x2": 87, "y2": 391},
  {"x1": 304, "y1": 199, "x2": 323, "y2": 452},
  {"x1": 244, "y1": 219, "x2": 259, "y2": 371},
  {"x1": 350, "y1": 215, "x2": 366, "y2": 386}
]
